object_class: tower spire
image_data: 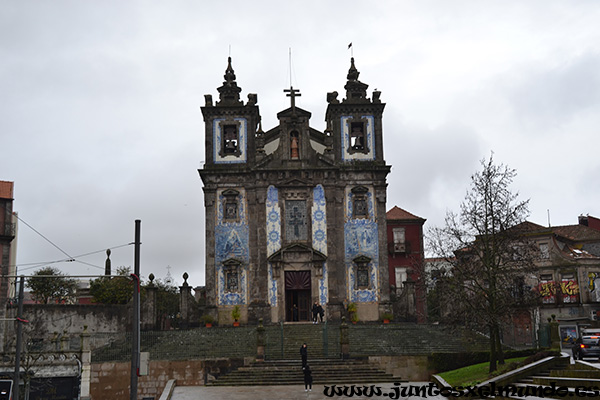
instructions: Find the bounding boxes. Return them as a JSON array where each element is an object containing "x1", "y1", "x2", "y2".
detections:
[
  {"x1": 344, "y1": 57, "x2": 368, "y2": 103},
  {"x1": 217, "y1": 57, "x2": 242, "y2": 105}
]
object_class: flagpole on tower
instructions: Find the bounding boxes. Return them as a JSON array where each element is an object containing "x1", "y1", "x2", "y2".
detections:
[
  {"x1": 348, "y1": 42, "x2": 353, "y2": 57},
  {"x1": 289, "y1": 47, "x2": 293, "y2": 87}
]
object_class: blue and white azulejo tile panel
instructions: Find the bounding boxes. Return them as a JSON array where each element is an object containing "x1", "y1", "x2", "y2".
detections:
[
  {"x1": 312, "y1": 185, "x2": 328, "y2": 304},
  {"x1": 266, "y1": 185, "x2": 281, "y2": 306},
  {"x1": 266, "y1": 186, "x2": 281, "y2": 256},
  {"x1": 343, "y1": 185, "x2": 379, "y2": 303},
  {"x1": 215, "y1": 188, "x2": 249, "y2": 306}
]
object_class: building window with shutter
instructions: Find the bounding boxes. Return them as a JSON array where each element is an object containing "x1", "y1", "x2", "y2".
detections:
[
  {"x1": 539, "y1": 243, "x2": 550, "y2": 259},
  {"x1": 393, "y1": 227, "x2": 406, "y2": 252},
  {"x1": 539, "y1": 274, "x2": 556, "y2": 304},
  {"x1": 561, "y1": 273, "x2": 579, "y2": 304},
  {"x1": 351, "y1": 186, "x2": 369, "y2": 219},
  {"x1": 223, "y1": 259, "x2": 242, "y2": 293},
  {"x1": 354, "y1": 255, "x2": 371, "y2": 289},
  {"x1": 222, "y1": 189, "x2": 240, "y2": 222}
]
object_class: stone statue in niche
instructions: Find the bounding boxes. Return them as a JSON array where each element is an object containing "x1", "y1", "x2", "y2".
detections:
[{"x1": 290, "y1": 132, "x2": 299, "y2": 159}]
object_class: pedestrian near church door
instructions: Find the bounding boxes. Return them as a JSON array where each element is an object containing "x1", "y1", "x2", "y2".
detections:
[{"x1": 285, "y1": 271, "x2": 311, "y2": 321}]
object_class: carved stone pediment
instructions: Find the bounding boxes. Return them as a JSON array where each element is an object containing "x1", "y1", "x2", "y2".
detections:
[
  {"x1": 353, "y1": 255, "x2": 372, "y2": 264},
  {"x1": 222, "y1": 258, "x2": 243, "y2": 269},
  {"x1": 279, "y1": 178, "x2": 310, "y2": 188},
  {"x1": 268, "y1": 243, "x2": 327, "y2": 277},
  {"x1": 268, "y1": 243, "x2": 326, "y2": 264}
]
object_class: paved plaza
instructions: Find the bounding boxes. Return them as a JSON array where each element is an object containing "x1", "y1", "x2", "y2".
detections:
[{"x1": 170, "y1": 382, "x2": 448, "y2": 400}]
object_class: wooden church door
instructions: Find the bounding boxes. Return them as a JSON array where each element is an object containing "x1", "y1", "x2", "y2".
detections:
[{"x1": 285, "y1": 271, "x2": 311, "y2": 321}]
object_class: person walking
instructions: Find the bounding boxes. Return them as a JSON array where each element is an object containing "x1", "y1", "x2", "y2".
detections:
[
  {"x1": 303, "y1": 363, "x2": 313, "y2": 392},
  {"x1": 317, "y1": 303, "x2": 325, "y2": 323},
  {"x1": 300, "y1": 342, "x2": 308, "y2": 366},
  {"x1": 312, "y1": 302, "x2": 319, "y2": 324}
]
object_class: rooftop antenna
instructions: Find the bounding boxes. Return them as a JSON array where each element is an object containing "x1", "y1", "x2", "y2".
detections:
[
  {"x1": 284, "y1": 48, "x2": 301, "y2": 113},
  {"x1": 289, "y1": 48, "x2": 292, "y2": 87}
]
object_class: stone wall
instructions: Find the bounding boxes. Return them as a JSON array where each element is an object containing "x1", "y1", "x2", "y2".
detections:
[
  {"x1": 367, "y1": 355, "x2": 431, "y2": 381},
  {"x1": 3, "y1": 303, "x2": 130, "y2": 346},
  {"x1": 91, "y1": 358, "x2": 245, "y2": 399}
]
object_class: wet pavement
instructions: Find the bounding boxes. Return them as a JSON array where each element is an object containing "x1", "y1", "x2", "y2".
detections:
[{"x1": 170, "y1": 382, "x2": 448, "y2": 399}]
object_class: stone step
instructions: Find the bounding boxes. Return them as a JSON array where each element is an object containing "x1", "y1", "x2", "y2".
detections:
[
  {"x1": 208, "y1": 358, "x2": 396, "y2": 386},
  {"x1": 210, "y1": 377, "x2": 396, "y2": 386},
  {"x1": 530, "y1": 375, "x2": 600, "y2": 387},
  {"x1": 216, "y1": 371, "x2": 392, "y2": 381},
  {"x1": 550, "y1": 369, "x2": 600, "y2": 378}
]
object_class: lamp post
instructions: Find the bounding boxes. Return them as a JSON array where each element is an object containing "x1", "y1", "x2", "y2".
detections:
[
  {"x1": 130, "y1": 220, "x2": 141, "y2": 400},
  {"x1": 13, "y1": 275, "x2": 24, "y2": 400}
]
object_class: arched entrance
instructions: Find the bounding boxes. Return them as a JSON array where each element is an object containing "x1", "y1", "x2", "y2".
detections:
[{"x1": 285, "y1": 270, "x2": 311, "y2": 322}]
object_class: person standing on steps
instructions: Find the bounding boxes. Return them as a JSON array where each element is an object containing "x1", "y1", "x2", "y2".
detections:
[
  {"x1": 303, "y1": 363, "x2": 313, "y2": 392},
  {"x1": 300, "y1": 342, "x2": 308, "y2": 367},
  {"x1": 318, "y1": 303, "x2": 325, "y2": 323},
  {"x1": 312, "y1": 302, "x2": 319, "y2": 324}
]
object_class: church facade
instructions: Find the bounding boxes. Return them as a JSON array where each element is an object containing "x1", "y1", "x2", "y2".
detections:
[{"x1": 199, "y1": 57, "x2": 391, "y2": 324}]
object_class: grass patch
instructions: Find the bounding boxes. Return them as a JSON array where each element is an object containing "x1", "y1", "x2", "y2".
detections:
[{"x1": 439, "y1": 357, "x2": 527, "y2": 386}]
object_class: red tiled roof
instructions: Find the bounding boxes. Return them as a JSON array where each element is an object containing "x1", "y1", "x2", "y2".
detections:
[
  {"x1": 511, "y1": 220, "x2": 600, "y2": 243},
  {"x1": 552, "y1": 224, "x2": 600, "y2": 242},
  {"x1": 386, "y1": 206, "x2": 425, "y2": 221},
  {"x1": 0, "y1": 181, "x2": 14, "y2": 199},
  {"x1": 508, "y1": 221, "x2": 549, "y2": 234}
]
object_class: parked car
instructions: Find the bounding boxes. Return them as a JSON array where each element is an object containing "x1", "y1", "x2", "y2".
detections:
[{"x1": 572, "y1": 336, "x2": 600, "y2": 360}]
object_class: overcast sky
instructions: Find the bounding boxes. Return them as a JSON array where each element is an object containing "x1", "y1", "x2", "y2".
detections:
[{"x1": 2, "y1": 1, "x2": 599, "y2": 287}]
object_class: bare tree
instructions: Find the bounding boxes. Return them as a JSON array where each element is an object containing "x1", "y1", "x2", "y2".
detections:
[{"x1": 428, "y1": 154, "x2": 539, "y2": 373}]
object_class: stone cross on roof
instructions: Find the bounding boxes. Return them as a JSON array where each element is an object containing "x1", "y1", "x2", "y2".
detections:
[{"x1": 284, "y1": 86, "x2": 301, "y2": 112}]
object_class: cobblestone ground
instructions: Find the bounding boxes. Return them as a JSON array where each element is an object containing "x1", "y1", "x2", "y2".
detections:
[{"x1": 171, "y1": 382, "x2": 448, "y2": 400}]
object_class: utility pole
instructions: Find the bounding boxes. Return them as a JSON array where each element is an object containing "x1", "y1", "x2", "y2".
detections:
[
  {"x1": 14, "y1": 275, "x2": 25, "y2": 400},
  {"x1": 130, "y1": 220, "x2": 141, "y2": 400}
]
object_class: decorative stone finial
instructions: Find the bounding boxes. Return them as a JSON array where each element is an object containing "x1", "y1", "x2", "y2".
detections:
[
  {"x1": 224, "y1": 56, "x2": 236, "y2": 83},
  {"x1": 182, "y1": 272, "x2": 189, "y2": 286},
  {"x1": 216, "y1": 57, "x2": 243, "y2": 106},
  {"x1": 105, "y1": 249, "x2": 112, "y2": 276},
  {"x1": 344, "y1": 57, "x2": 369, "y2": 103},
  {"x1": 347, "y1": 57, "x2": 360, "y2": 81}
]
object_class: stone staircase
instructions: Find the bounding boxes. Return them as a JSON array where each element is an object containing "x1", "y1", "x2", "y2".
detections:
[
  {"x1": 207, "y1": 358, "x2": 397, "y2": 386},
  {"x1": 262, "y1": 322, "x2": 489, "y2": 361},
  {"x1": 510, "y1": 360, "x2": 600, "y2": 398},
  {"x1": 348, "y1": 323, "x2": 490, "y2": 356},
  {"x1": 264, "y1": 322, "x2": 339, "y2": 360},
  {"x1": 471, "y1": 356, "x2": 600, "y2": 400}
]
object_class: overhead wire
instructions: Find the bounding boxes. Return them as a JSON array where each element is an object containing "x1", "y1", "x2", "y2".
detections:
[
  {"x1": 12, "y1": 242, "x2": 134, "y2": 273},
  {"x1": 12, "y1": 213, "x2": 74, "y2": 261}
]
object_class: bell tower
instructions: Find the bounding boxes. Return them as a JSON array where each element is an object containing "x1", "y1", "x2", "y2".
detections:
[
  {"x1": 325, "y1": 58, "x2": 385, "y2": 164},
  {"x1": 201, "y1": 57, "x2": 260, "y2": 167},
  {"x1": 199, "y1": 58, "x2": 261, "y2": 320}
]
